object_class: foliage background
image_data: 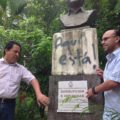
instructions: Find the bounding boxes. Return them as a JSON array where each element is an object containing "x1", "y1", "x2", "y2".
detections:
[{"x1": 0, "y1": 0, "x2": 120, "y2": 119}]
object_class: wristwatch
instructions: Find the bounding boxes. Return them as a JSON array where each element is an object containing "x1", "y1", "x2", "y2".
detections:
[{"x1": 92, "y1": 87, "x2": 98, "y2": 94}]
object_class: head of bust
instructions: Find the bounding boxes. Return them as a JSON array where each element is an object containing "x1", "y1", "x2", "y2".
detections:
[{"x1": 67, "y1": 0, "x2": 84, "y2": 10}]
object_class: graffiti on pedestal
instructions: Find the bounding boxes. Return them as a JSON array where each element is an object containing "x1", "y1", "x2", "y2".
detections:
[
  {"x1": 52, "y1": 29, "x2": 98, "y2": 75},
  {"x1": 54, "y1": 36, "x2": 96, "y2": 69}
]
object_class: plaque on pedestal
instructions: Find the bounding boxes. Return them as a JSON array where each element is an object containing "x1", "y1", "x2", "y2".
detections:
[{"x1": 57, "y1": 81, "x2": 89, "y2": 113}]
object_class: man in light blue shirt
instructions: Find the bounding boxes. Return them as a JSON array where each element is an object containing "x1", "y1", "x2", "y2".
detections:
[{"x1": 87, "y1": 29, "x2": 120, "y2": 120}]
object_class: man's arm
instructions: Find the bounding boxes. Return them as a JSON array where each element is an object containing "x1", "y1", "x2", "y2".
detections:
[
  {"x1": 31, "y1": 79, "x2": 49, "y2": 106},
  {"x1": 87, "y1": 80, "x2": 120, "y2": 98}
]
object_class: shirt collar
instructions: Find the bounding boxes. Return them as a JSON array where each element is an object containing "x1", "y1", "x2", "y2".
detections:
[
  {"x1": 0, "y1": 58, "x2": 19, "y2": 67},
  {"x1": 106, "y1": 48, "x2": 120, "y2": 60}
]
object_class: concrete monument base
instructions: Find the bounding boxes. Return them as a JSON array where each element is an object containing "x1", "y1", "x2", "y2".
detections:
[{"x1": 48, "y1": 75, "x2": 104, "y2": 120}]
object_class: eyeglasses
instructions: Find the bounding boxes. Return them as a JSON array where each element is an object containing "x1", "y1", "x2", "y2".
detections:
[{"x1": 102, "y1": 36, "x2": 117, "y2": 42}]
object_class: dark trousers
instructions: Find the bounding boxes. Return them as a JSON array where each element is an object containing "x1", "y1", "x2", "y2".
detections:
[{"x1": 0, "y1": 100, "x2": 15, "y2": 120}]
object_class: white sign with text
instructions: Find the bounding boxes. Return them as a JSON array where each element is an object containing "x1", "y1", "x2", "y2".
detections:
[{"x1": 57, "y1": 81, "x2": 89, "y2": 113}]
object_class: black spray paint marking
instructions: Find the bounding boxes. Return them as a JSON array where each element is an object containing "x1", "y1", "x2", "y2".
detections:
[{"x1": 92, "y1": 43, "x2": 96, "y2": 60}]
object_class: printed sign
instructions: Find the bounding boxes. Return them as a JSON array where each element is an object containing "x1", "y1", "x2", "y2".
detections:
[{"x1": 57, "y1": 81, "x2": 89, "y2": 113}]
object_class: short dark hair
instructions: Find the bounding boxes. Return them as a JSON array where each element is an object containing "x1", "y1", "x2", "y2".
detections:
[{"x1": 4, "y1": 41, "x2": 21, "y2": 55}]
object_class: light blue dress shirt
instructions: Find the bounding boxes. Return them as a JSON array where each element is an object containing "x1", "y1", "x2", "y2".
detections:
[{"x1": 103, "y1": 48, "x2": 120, "y2": 120}]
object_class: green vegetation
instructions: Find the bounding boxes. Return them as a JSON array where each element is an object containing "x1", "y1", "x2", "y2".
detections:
[{"x1": 0, "y1": 0, "x2": 120, "y2": 119}]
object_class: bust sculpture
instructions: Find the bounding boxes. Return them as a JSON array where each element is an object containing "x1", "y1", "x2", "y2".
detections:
[{"x1": 60, "y1": 0, "x2": 96, "y2": 28}]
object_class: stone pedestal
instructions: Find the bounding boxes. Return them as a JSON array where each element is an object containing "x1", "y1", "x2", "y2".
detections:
[
  {"x1": 48, "y1": 75, "x2": 104, "y2": 120},
  {"x1": 52, "y1": 27, "x2": 99, "y2": 75},
  {"x1": 48, "y1": 27, "x2": 103, "y2": 120}
]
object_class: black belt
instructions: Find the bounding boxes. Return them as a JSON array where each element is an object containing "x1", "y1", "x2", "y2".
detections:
[{"x1": 0, "y1": 98, "x2": 15, "y2": 103}]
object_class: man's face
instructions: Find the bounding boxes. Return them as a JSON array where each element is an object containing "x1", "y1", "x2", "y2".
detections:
[
  {"x1": 5, "y1": 44, "x2": 21, "y2": 64},
  {"x1": 101, "y1": 30, "x2": 118, "y2": 53}
]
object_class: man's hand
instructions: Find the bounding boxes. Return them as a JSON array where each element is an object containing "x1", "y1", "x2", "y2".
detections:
[
  {"x1": 86, "y1": 88, "x2": 94, "y2": 98},
  {"x1": 37, "y1": 93, "x2": 49, "y2": 106},
  {"x1": 31, "y1": 79, "x2": 50, "y2": 107},
  {"x1": 96, "y1": 68, "x2": 103, "y2": 81}
]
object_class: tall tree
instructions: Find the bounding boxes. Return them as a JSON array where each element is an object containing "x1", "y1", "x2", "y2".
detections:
[{"x1": 0, "y1": 0, "x2": 27, "y2": 28}]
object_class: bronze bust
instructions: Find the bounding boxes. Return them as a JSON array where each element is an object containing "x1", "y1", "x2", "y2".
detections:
[{"x1": 60, "y1": 0, "x2": 96, "y2": 28}]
